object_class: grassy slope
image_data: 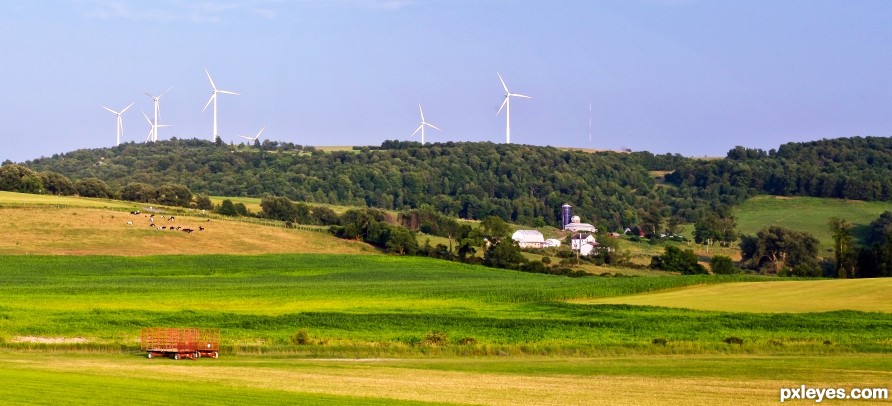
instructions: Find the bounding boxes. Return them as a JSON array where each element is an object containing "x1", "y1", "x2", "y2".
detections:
[
  {"x1": 575, "y1": 279, "x2": 892, "y2": 313},
  {"x1": 0, "y1": 192, "x2": 375, "y2": 256},
  {"x1": 734, "y1": 195, "x2": 892, "y2": 251}
]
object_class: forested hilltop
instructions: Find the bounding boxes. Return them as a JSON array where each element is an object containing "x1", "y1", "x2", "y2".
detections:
[{"x1": 16, "y1": 136, "x2": 892, "y2": 231}]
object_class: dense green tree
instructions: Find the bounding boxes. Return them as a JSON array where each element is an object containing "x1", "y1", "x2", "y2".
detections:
[
  {"x1": 740, "y1": 225, "x2": 820, "y2": 274},
  {"x1": 120, "y1": 182, "x2": 156, "y2": 203},
  {"x1": 0, "y1": 164, "x2": 43, "y2": 194},
  {"x1": 156, "y1": 184, "x2": 192, "y2": 207},
  {"x1": 828, "y1": 217, "x2": 856, "y2": 278},
  {"x1": 194, "y1": 194, "x2": 213, "y2": 210},
  {"x1": 217, "y1": 199, "x2": 238, "y2": 216},
  {"x1": 709, "y1": 255, "x2": 739, "y2": 274},
  {"x1": 39, "y1": 171, "x2": 75, "y2": 195},
  {"x1": 650, "y1": 245, "x2": 707, "y2": 275},
  {"x1": 75, "y1": 178, "x2": 112, "y2": 198}
]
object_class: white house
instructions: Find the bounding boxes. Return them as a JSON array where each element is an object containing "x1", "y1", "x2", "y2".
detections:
[
  {"x1": 511, "y1": 230, "x2": 545, "y2": 249},
  {"x1": 571, "y1": 233, "x2": 598, "y2": 256},
  {"x1": 564, "y1": 215, "x2": 597, "y2": 233},
  {"x1": 543, "y1": 238, "x2": 562, "y2": 248}
]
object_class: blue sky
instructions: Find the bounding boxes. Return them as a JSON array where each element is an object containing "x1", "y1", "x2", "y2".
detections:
[{"x1": 2, "y1": 0, "x2": 891, "y2": 162}]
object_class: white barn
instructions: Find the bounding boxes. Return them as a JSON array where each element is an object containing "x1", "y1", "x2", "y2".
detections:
[
  {"x1": 511, "y1": 230, "x2": 545, "y2": 248},
  {"x1": 564, "y1": 215, "x2": 597, "y2": 233}
]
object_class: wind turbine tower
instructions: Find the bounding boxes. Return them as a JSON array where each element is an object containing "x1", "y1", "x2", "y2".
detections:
[
  {"x1": 144, "y1": 88, "x2": 172, "y2": 142},
  {"x1": 496, "y1": 72, "x2": 531, "y2": 144},
  {"x1": 142, "y1": 112, "x2": 171, "y2": 143},
  {"x1": 100, "y1": 102, "x2": 134, "y2": 146},
  {"x1": 412, "y1": 104, "x2": 440, "y2": 145},
  {"x1": 203, "y1": 68, "x2": 241, "y2": 142}
]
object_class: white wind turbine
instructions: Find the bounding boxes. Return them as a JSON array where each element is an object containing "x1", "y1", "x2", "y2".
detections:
[
  {"x1": 143, "y1": 112, "x2": 171, "y2": 143},
  {"x1": 144, "y1": 87, "x2": 172, "y2": 142},
  {"x1": 202, "y1": 68, "x2": 241, "y2": 142},
  {"x1": 496, "y1": 72, "x2": 531, "y2": 144},
  {"x1": 239, "y1": 126, "x2": 265, "y2": 143},
  {"x1": 100, "y1": 102, "x2": 134, "y2": 146},
  {"x1": 411, "y1": 104, "x2": 440, "y2": 145}
]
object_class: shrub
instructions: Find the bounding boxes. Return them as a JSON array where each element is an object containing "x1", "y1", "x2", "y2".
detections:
[
  {"x1": 457, "y1": 337, "x2": 477, "y2": 345},
  {"x1": 291, "y1": 329, "x2": 311, "y2": 345},
  {"x1": 710, "y1": 255, "x2": 739, "y2": 275},
  {"x1": 652, "y1": 338, "x2": 668, "y2": 346},
  {"x1": 723, "y1": 336, "x2": 744, "y2": 345},
  {"x1": 421, "y1": 331, "x2": 449, "y2": 346}
]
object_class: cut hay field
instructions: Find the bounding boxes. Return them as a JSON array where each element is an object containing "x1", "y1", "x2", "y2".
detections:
[
  {"x1": 0, "y1": 192, "x2": 374, "y2": 256},
  {"x1": 734, "y1": 195, "x2": 892, "y2": 250},
  {"x1": 574, "y1": 278, "x2": 892, "y2": 313},
  {"x1": 1, "y1": 352, "x2": 889, "y2": 405}
]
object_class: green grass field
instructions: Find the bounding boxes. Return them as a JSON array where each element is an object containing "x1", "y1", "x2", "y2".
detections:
[
  {"x1": 734, "y1": 195, "x2": 892, "y2": 251},
  {"x1": 1, "y1": 254, "x2": 889, "y2": 355}
]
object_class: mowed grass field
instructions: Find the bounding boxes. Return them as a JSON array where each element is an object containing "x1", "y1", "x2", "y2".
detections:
[
  {"x1": 734, "y1": 195, "x2": 892, "y2": 250},
  {"x1": 575, "y1": 279, "x2": 892, "y2": 313},
  {"x1": 1, "y1": 352, "x2": 890, "y2": 405}
]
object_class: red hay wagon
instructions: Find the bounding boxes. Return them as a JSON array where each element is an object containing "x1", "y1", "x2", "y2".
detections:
[{"x1": 140, "y1": 328, "x2": 220, "y2": 360}]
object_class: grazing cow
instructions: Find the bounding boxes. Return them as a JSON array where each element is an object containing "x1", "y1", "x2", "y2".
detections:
[
  {"x1": 168, "y1": 216, "x2": 175, "y2": 221},
  {"x1": 161, "y1": 226, "x2": 167, "y2": 230},
  {"x1": 183, "y1": 228, "x2": 194, "y2": 233},
  {"x1": 175, "y1": 226, "x2": 181, "y2": 230},
  {"x1": 127, "y1": 221, "x2": 133, "y2": 226},
  {"x1": 150, "y1": 224, "x2": 156, "y2": 228},
  {"x1": 199, "y1": 226, "x2": 205, "y2": 231}
]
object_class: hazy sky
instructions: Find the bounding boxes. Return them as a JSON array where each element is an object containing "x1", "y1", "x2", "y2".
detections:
[{"x1": 2, "y1": 0, "x2": 891, "y2": 163}]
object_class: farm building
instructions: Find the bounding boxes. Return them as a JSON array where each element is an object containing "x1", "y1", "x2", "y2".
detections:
[
  {"x1": 511, "y1": 230, "x2": 545, "y2": 248},
  {"x1": 564, "y1": 215, "x2": 597, "y2": 233},
  {"x1": 571, "y1": 233, "x2": 598, "y2": 256},
  {"x1": 543, "y1": 238, "x2": 562, "y2": 248}
]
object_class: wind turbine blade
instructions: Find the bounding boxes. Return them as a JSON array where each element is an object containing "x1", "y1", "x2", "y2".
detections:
[
  {"x1": 426, "y1": 123, "x2": 441, "y2": 131},
  {"x1": 418, "y1": 104, "x2": 425, "y2": 121},
  {"x1": 144, "y1": 92, "x2": 156, "y2": 99},
  {"x1": 100, "y1": 105, "x2": 118, "y2": 114},
  {"x1": 156, "y1": 124, "x2": 172, "y2": 128},
  {"x1": 497, "y1": 97, "x2": 508, "y2": 115},
  {"x1": 497, "y1": 72, "x2": 509, "y2": 93},
  {"x1": 120, "y1": 102, "x2": 135, "y2": 114},
  {"x1": 239, "y1": 135, "x2": 254, "y2": 140},
  {"x1": 159, "y1": 87, "x2": 173, "y2": 98},
  {"x1": 412, "y1": 124, "x2": 423, "y2": 137},
  {"x1": 217, "y1": 90, "x2": 240, "y2": 95},
  {"x1": 256, "y1": 126, "x2": 265, "y2": 138},
  {"x1": 202, "y1": 94, "x2": 215, "y2": 112},
  {"x1": 205, "y1": 68, "x2": 217, "y2": 90},
  {"x1": 142, "y1": 111, "x2": 152, "y2": 125},
  {"x1": 511, "y1": 93, "x2": 532, "y2": 99}
]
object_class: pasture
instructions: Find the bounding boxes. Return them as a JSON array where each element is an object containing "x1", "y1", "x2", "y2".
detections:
[
  {"x1": 575, "y1": 278, "x2": 892, "y2": 313},
  {"x1": 734, "y1": 195, "x2": 892, "y2": 250},
  {"x1": 0, "y1": 204, "x2": 374, "y2": 256}
]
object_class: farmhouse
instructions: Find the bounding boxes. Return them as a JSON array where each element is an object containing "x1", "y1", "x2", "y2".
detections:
[
  {"x1": 511, "y1": 230, "x2": 545, "y2": 248},
  {"x1": 571, "y1": 233, "x2": 598, "y2": 256}
]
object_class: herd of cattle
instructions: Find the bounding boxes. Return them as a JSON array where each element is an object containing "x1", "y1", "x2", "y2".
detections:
[{"x1": 126, "y1": 210, "x2": 207, "y2": 234}]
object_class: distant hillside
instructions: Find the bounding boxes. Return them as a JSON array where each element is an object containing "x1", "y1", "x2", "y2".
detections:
[
  {"x1": 18, "y1": 136, "x2": 892, "y2": 232},
  {"x1": 22, "y1": 140, "x2": 671, "y2": 230}
]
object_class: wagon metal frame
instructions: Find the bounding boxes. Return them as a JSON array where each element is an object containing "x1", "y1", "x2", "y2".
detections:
[{"x1": 140, "y1": 327, "x2": 220, "y2": 360}]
